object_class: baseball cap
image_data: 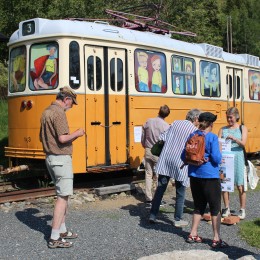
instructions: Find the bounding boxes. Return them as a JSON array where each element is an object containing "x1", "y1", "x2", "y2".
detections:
[
  {"x1": 60, "y1": 86, "x2": 78, "y2": 105},
  {"x1": 198, "y1": 112, "x2": 217, "y2": 122}
]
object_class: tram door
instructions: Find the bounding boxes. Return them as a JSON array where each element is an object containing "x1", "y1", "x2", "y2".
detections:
[
  {"x1": 107, "y1": 48, "x2": 127, "y2": 165},
  {"x1": 226, "y1": 67, "x2": 243, "y2": 110},
  {"x1": 85, "y1": 46, "x2": 127, "y2": 167}
]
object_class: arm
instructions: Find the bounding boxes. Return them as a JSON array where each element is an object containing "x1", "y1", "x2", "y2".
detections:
[
  {"x1": 210, "y1": 135, "x2": 222, "y2": 164},
  {"x1": 58, "y1": 128, "x2": 85, "y2": 144},
  {"x1": 159, "y1": 125, "x2": 170, "y2": 141},
  {"x1": 236, "y1": 125, "x2": 248, "y2": 147},
  {"x1": 141, "y1": 125, "x2": 146, "y2": 148},
  {"x1": 218, "y1": 128, "x2": 223, "y2": 138},
  {"x1": 226, "y1": 125, "x2": 248, "y2": 148}
]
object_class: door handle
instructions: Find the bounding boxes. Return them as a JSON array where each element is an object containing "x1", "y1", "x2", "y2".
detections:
[
  {"x1": 112, "y1": 121, "x2": 121, "y2": 125},
  {"x1": 91, "y1": 121, "x2": 101, "y2": 125}
]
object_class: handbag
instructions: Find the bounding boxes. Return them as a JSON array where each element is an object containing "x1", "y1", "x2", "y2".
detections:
[
  {"x1": 151, "y1": 140, "x2": 165, "y2": 157},
  {"x1": 247, "y1": 160, "x2": 259, "y2": 189}
]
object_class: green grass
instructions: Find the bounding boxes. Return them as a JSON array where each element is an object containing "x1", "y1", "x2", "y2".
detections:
[
  {"x1": 239, "y1": 218, "x2": 260, "y2": 248},
  {"x1": 0, "y1": 100, "x2": 8, "y2": 167}
]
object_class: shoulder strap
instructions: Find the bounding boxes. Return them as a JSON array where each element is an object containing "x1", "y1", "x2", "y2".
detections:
[{"x1": 239, "y1": 125, "x2": 242, "y2": 134}]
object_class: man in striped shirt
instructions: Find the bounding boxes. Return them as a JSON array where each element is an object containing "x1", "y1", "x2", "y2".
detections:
[
  {"x1": 141, "y1": 105, "x2": 170, "y2": 205},
  {"x1": 149, "y1": 108, "x2": 201, "y2": 227}
]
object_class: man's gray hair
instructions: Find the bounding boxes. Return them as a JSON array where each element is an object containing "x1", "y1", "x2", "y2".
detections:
[{"x1": 186, "y1": 109, "x2": 201, "y2": 122}]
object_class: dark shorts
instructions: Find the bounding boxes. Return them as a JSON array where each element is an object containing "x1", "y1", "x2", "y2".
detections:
[{"x1": 190, "y1": 176, "x2": 221, "y2": 216}]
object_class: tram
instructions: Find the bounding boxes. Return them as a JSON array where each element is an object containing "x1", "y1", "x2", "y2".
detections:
[{"x1": 4, "y1": 17, "x2": 260, "y2": 175}]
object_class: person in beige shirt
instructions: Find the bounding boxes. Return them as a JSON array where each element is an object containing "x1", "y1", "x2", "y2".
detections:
[{"x1": 141, "y1": 105, "x2": 170, "y2": 205}]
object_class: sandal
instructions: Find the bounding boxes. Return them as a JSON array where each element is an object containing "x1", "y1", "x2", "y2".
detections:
[
  {"x1": 48, "y1": 237, "x2": 73, "y2": 249},
  {"x1": 60, "y1": 231, "x2": 78, "y2": 239},
  {"x1": 186, "y1": 234, "x2": 202, "y2": 243},
  {"x1": 211, "y1": 239, "x2": 229, "y2": 248}
]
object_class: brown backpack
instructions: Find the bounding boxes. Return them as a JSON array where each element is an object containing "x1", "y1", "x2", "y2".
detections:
[{"x1": 183, "y1": 132, "x2": 207, "y2": 166}]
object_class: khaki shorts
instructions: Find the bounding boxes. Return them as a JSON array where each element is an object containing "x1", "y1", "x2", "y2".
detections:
[{"x1": 46, "y1": 155, "x2": 73, "y2": 196}]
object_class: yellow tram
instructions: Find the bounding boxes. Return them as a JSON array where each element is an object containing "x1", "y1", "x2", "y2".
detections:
[{"x1": 5, "y1": 18, "x2": 260, "y2": 174}]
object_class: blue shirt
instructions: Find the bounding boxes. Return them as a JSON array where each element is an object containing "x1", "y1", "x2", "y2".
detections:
[{"x1": 181, "y1": 130, "x2": 222, "y2": 179}]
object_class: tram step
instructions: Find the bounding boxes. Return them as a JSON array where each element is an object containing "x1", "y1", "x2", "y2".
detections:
[{"x1": 95, "y1": 183, "x2": 136, "y2": 196}]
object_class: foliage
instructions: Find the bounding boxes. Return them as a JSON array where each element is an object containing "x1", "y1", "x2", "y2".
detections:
[
  {"x1": 0, "y1": 62, "x2": 8, "y2": 88},
  {"x1": 0, "y1": 100, "x2": 8, "y2": 167},
  {"x1": 239, "y1": 218, "x2": 260, "y2": 248}
]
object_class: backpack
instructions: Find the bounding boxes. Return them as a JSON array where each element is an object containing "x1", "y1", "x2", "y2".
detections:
[{"x1": 182, "y1": 132, "x2": 207, "y2": 167}]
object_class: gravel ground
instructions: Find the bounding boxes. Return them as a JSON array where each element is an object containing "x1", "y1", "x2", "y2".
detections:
[{"x1": 0, "y1": 184, "x2": 259, "y2": 260}]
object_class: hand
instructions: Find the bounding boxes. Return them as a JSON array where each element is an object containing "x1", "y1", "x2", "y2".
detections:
[
  {"x1": 76, "y1": 128, "x2": 85, "y2": 137},
  {"x1": 226, "y1": 135, "x2": 236, "y2": 141}
]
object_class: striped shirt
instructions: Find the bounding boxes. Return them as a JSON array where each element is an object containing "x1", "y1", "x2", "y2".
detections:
[{"x1": 155, "y1": 120, "x2": 197, "y2": 187}]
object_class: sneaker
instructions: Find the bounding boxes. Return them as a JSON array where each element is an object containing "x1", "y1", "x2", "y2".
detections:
[
  {"x1": 149, "y1": 214, "x2": 157, "y2": 224},
  {"x1": 238, "y1": 209, "x2": 246, "y2": 220},
  {"x1": 160, "y1": 200, "x2": 167, "y2": 207},
  {"x1": 174, "y1": 220, "x2": 189, "y2": 227},
  {"x1": 221, "y1": 207, "x2": 230, "y2": 218}
]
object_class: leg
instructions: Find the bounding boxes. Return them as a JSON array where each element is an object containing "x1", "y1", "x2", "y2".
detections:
[
  {"x1": 188, "y1": 177, "x2": 207, "y2": 238},
  {"x1": 222, "y1": 191, "x2": 230, "y2": 208},
  {"x1": 52, "y1": 196, "x2": 68, "y2": 230},
  {"x1": 150, "y1": 175, "x2": 169, "y2": 217},
  {"x1": 189, "y1": 213, "x2": 201, "y2": 237},
  {"x1": 145, "y1": 156, "x2": 153, "y2": 202},
  {"x1": 144, "y1": 148, "x2": 158, "y2": 202},
  {"x1": 174, "y1": 181, "x2": 186, "y2": 221},
  {"x1": 211, "y1": 213, "x2": 221, "y2": 241},
  {"x1": 237, "y1": 185, "x2": 246, "y2": 209}
]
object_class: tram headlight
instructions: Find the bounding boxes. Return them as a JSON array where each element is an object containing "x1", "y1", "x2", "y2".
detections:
[
  {"x1": 26, "y1": 100, "x2": 33, "y2": 109},
  {"x1": 21, "y1": 100, "x2": 27, "y2": 109},
  {"x1": 21, "y1": 100, "x2": 33, "y2": 109}
]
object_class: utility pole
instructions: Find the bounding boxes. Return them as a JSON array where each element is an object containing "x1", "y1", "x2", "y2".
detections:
[{"x1": 227, "y1": 16, "x2": 232, "y2": 53}]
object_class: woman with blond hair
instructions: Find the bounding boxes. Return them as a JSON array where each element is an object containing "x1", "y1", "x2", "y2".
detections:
[{"x1": 218, "y1": 107, "x2": 248, "y2": 219}]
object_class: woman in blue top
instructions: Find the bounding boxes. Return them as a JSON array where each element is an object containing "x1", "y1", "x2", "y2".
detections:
[{"x1": 181, "y1": 112, "x2": 228, "y2": 248}]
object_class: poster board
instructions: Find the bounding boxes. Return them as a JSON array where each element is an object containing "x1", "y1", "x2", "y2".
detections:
[{"x1": 220, "y1": 153, "x2": 235, "y2": 192}]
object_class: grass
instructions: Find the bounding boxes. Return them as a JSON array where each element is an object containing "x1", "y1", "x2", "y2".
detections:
[
  {"x1": 0, "y1": 100, "x2": 8, "y2": 167},
  {"x1": 239, "y1": 218, "x2": 260, "y2": 248}
]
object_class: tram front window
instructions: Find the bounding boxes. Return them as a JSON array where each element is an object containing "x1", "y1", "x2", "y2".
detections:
[
  {"x1": 9, "y1": 46, "x2": 26, "y2": 93},
  {"x1": 29, "y1": 42, "x2": 59, "y2": 91}
]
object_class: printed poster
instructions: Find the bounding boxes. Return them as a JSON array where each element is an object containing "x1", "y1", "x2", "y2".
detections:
[
  {"x1": 134, "y1": 126, "x2": 142, "y2": 143},
  {"x1": 220, "y1": 153, "x2": 235, "y2": 192},
  {"x1": 218, "y1": 138, "x2": 231, "y2": 152}
]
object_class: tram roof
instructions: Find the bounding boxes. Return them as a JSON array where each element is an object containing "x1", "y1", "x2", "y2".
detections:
[{"x1": 9, "y1": 18, "x2": 259, "y2": 67}]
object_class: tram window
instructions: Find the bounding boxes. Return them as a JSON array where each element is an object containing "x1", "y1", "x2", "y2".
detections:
[
  {"x1": 69, "y1": 41, "x2": 80, "y2": 89},
  {"x1": 29, "y1": 42, "x2": 59, "y2": 90},
  {"x1": 110, "y1": 58, "x2": 115, "y2": 91},
  {"x1": 227, "y1": 74, "x2": 232, "y2": 98},
  {"x1": 110, "y1": 58, "x2": 123, "y2": 92},
  {"x1": 200, "y1": 61, "x2": 221, "y2": 97},
  {"x1": 172, "y1": 56, "x2": 196, "y2": 95},
  {"x1": 87, "y1": 56, "x2": 94, "y2": 90},
  {"x1": 248, "y1": 70, "x2": 260, "y2": 100},
  {"x1": 117, "y1": 59, "x2": 123, "y2": 91},
  {"x1": 9, "y1": 46, "x2": 26, "y2": 93},
  {"x1": 134, "y1": 49, "x2": 167, "y2": 93},
  {"x1": 87, "y1": 55, "x2": 102, "y2": 91},
  {"x1": 96, "y1": 57, "x2": 102, "y2": 91},
  {"x1": 236, "y1": 76, "x2": 241, "y2": 99}
]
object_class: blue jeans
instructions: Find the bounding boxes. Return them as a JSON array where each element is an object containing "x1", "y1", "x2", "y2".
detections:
[{"x1": 150, "y1": 175, "x2": 186, "y2": 221}]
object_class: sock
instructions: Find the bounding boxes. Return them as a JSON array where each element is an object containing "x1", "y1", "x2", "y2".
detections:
[
  {"x1": 59, "y1": 222, "x2": 67, "y2": 233},
  {"x1": 50, "y1": 229, "x2": 60, "y2": 240}
]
